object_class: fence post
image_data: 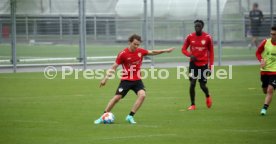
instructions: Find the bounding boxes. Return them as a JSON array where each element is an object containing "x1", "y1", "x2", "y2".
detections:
[
  {"x1": 25, "y1": 16, "x2": 29, "y2": 40},
  {"x1": 217, "y1": 0, "x2": 222, "y2": 66},
  {"x1": 78, "y1": 0, "x2": 87, "y2": 69},
  {"x1": 11, "y1": 0, "x2": 17, "y2": 72},
  {"x1": 60, "y1": 15, "x2": 63, "y2": 39},
  {"x1": 0, "y1": 21, "x2": 2, "y2": 43}
]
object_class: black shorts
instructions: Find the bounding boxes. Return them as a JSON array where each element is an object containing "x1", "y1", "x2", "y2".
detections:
[
  {"x1": 251, "y1": 23, "x2": 261, "y2": 36},
  {"x1": 189, "y1": 61, "x2": 209, "y2": 83},
  {"x1": 115, "y1": 80, "x2": 145, "y2": 98},
  {"x1": 261, "y1": 75, "x2": 276, "y2": 89}
]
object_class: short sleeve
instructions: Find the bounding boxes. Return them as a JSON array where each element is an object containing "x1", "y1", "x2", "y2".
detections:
[
  {"x1": 115, "y1": 51, "x2": 124, "y2": 65},
  {"x1": 140, "y1": 48, "x2": 149, "y2": 56}
]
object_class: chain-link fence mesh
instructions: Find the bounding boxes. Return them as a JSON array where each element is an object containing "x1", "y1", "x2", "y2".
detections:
[{"x1": 0, "y1": 0, "x2": 275, "y2": 67}]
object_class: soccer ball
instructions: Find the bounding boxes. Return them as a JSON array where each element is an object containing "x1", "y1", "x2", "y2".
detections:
[{"x1": 101, "y1": 112, "x2": 115, "y2": 124}]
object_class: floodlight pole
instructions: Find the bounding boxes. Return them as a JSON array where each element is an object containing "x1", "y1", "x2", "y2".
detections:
[
  {"x1": 207, "y1": 0, "x2": 211, "y2": 34},
  {"x1": 271, "y1": 0, "x2": 274, "y2": 27},
  {"x1": 11, "y1": 0, "x2": 17, "y2": 72},
  {"x1": 216, "y1": 0, "x2": 222, "y2": 66},
  {"x1": 150, "y1": 0, "x2": 154, "y2": 66},
  {"x1": 143, "y1": 0, "x2": 149, "y2": 50},
  {"x1": 79, "y1": 0, "x2": 87, "y2": 70}
]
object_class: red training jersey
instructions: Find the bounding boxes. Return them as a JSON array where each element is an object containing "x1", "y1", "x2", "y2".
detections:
[
  {"x1": 182, "y1": 32, "x2": 214, "y2": 68},
  {"x1": 256, "y1": 39, "x2": 276, "y2": 75},
  {"x1": 116, "y1": 47, "x2": 149, "y2": 81}
]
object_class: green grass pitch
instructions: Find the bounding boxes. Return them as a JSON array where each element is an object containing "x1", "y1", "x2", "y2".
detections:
[
  {"x1": 0, "y1": 65, "x2": 275, "y2": 144},
  {"x1": 0, "y1": 44, "x2": 256, "y2": 63}
]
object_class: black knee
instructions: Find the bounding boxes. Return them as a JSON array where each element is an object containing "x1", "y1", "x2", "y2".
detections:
[
  {"x1": 200, "y1": 82, "x2": 207, "y2": 89},
  {"x1": 190, "y1": 79, "x2": 196, "y2": 88}
]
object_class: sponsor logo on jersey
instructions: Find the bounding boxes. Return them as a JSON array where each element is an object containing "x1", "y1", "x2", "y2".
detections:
[
  {"x1": 138, "y1": 53, "x2": 142, "y2": 58},
  {"x1": 201, "y1": 40, "x2": 206, "y2": 45}
]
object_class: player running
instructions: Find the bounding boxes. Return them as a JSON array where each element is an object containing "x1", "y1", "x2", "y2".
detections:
[
  {"x1": 256, "y1": 26, "x2": 276, "y2": 115},
  {"x1": 94, "y1": 34, "x2": 175, "y2": 124},
  {"x1": 181, "y1": 20, "x2": 214, "y2": 110}
]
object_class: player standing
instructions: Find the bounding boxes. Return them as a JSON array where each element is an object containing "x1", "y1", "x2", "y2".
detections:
[
  {"x1": 256, "y1": 26, "x2": 276, "y2": 115},
  {"x1": 181, "y1": 20, "x2": 214, "y2": 110},
  {"x1": 248, "y1": 3, "x2": 263, "y2": 49},
  {"x1": 94, "y1": 34, "x2": 175, "y2": 124}
]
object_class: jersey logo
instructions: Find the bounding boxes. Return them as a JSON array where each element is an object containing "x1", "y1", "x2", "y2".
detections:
[
  {"x1": 138, "y1": 53, "x2": 142, "y2": 58},
  {"x1": 118, "y1": 88, "x2": 123, "y2": 92},
  {"x1": 272, "y1": 80, "x2": 276, "y2": 86},
  {"x1": 201, "y1": 40, "x2": 206, "y2": 45}
]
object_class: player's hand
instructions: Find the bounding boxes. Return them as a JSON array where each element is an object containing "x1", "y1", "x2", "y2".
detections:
[
  {"x1": 260, "y1": 59, "x2": 266, "y2": 68},
  {"x1": 206, "y1": 70, "x2": 211, "y2": 77},
  {"x1": 99, "y1": 79, "x2": 107, "y2": 87},
  {"x1": 190, "y1": 55, "x2": 197, "y2": 62},
  {"x1": 166, "y1": 47, "x2": 175, "y2": 53}
]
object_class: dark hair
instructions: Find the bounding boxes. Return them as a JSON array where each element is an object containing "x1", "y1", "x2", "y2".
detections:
[
  {"x1": 272, "y1": 26, "x2": 276, "y2": 31},
  {"x1": 128, "y1": 34, "x2": 142, "y2": 42},
  {"x1": 194, "y1": 19, "x2": 204, "y2": 28},
  {"x1": 253, "y1": 3, "x2": 258, "y2": 7}
]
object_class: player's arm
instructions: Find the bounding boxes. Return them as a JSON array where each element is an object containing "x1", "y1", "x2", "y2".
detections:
[
  {"x1": 260, "y1": 10, "x2": 264, "y2": 22},
  {"x1": 181, "y1": 35, "x2": 191, "y2": 57},
  {"x1": 256, "y1": 39, "x2": 266, "y2": 68},
  {"x1": 100, "y1": 63, "x2": 119, "y2": 87},
  {"x1": 181, "y1": 35, "x2": 197, "y2": 62},
  {"x1": 147, "y1": 48, "x2": 175, "y2": 55},
  {"x1": 208, "y1": 36, "x2": 214, "y2": 70}
]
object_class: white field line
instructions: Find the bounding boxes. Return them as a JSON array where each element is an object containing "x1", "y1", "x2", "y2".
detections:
[
  {"x1": 224, "y1": 129, "x2": 276, "y2": 133},
  {"x1": 0, "y1": 94, "x2": 85, "y2": 99},
  {"x1": 3, "y1": 119, "x2": 59, "y2": 124},
  {"x1": 155, "y1": 55, "x2": 254, "y2": 60},
  {"x1": 93, "y1": 134, "x2": 177, "y2": 141},
  {"x1": 0, "y1": 54, "x2": 254, "y2": 62}
]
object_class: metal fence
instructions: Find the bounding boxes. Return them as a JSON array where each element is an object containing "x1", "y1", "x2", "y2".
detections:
[{"x1": 0, "y1": 0, "x2": 275, "y2": 72}]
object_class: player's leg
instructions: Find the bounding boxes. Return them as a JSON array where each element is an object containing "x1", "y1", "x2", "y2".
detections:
[
  {"x1": 254, "y1": 26, "x2": 261, "y2": 47},
  {"x1": 261, "y1": 75, "x2": 276, "y2": 115},
  {"x1": 199, "y1": 82, "x2": 209, "y2": 97},
  {"x1": 104, "y1": 95, "x2": 122, "y2": 112},
  {"x1": 252, "y1": 36, "x2": 259, "y2": 48},
  {"x1": 264, "y1": 85, "x2": 273, "y2": 105},
  {"x1": 189, "y1": 78, "x2": 197, "y2": 106},
  {"x1": 126, "y1": 80, "x2": 146, "y2": 124},
  {"x1": 250, "y1": 25, "x2": 258, "y2": 49},
  {"x1": 94, "y1": 94, "x2": 122, "y2": 124},
  {"x1": 130, "y1": 89, "x2": 146, "y2": 114},
  {"x1": 263, "y1": 88, "x2": 267, "y2": 94},
  {"x1": 188, "y1": 62, "x2": 197, "y2": 110},
  {"x1": 199, "y1": 65, "x2": 212, "y2": 108},
  {"x1": 199, "y1": 82, "x2": 212, "y2": 108},
  {"x1": 261, "y1": 85, "x2": 273, "y2": 115},
  {"x1": 126, "y1": 89, "x2": 145, "y2": 124},
  {"x1": 94, "y1": 80, "x2": 130, "y2": 124}
]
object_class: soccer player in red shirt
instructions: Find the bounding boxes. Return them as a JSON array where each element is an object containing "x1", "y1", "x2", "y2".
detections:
[
  {"x1": 255, "y1": 26, "x2": 276, "y2": 115},
  {"x1": 182, "y1": 20, "x2": 214, "y2": 110},
  {"x1": 94, "y1": 34, "x2": 175, "y2": 124}
]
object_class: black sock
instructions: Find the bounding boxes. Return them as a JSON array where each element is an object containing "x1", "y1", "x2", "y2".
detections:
[
  {"x1": 129, "y1": 111, "x2": 135, "y2": 116},
  {"x1": 190, "y1": 81, "x2": 196, "y2": 105},
  {"x1": 263, "y1": 104, "x2": 269, "y2": 110}
]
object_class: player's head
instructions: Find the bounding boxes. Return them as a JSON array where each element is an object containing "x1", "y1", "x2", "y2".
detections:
[
  {"x1": 128, "y1": 34, "x2": 141, "y2": 50},
  {"x1": 194, "y1": 20, "x2": 204, "y2": 35},
  {"x1": 271, "y1": 26, "x2": 276, "y2": 41},
  {"x1": 128, "y1": 34, "x2": 142, "y2": 43},
  {"x1": 253, "y1": 3, "x2": 258, "y2": 9}
]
